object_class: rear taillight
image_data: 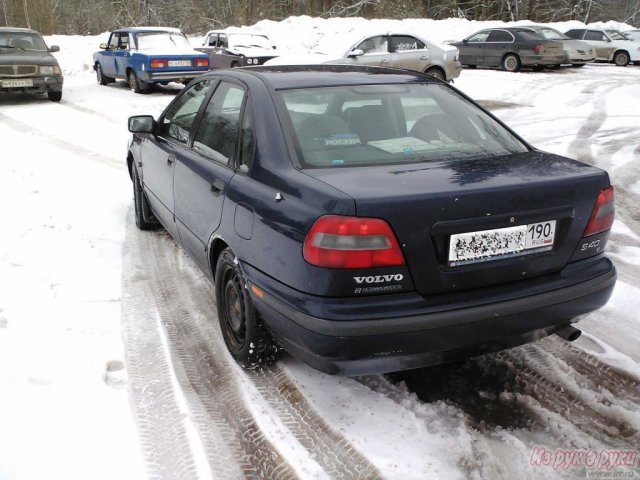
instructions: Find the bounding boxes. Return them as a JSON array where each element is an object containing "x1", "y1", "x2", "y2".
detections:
[
  {"x1": 534, "y1": 43, "x2": 542, "y2": 55},
  {"x1": 583, "y1": 186, "x2": 615, "y2": 237},
  {"x1": 195, "y1": 58, "x2": 209, "y2": 67},
  {"x1": 303, "y1": 215, "x2": 405, "y2": 269},
  {"x1": 150, "y1": 59, "x2": 167, "y2": 68}
]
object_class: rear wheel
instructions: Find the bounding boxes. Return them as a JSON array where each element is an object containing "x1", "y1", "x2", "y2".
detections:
[
  {"x1": 215, "y1": 248, "x2": 278, "y2": 368},
  {"x1": 613, "y1": 50, "x2": 630, "y2": 67},
  {"x1": 230, "y1": 61, "x2": 240, "y2": 68},
  {"x1": 47, "y1": 91, "x2": 62, "y2": 102},
  {"x1": 128, "y1": 70, "x2": 148, "y2": 94},
  {"x1": 425, "y1": 67, "x2": 445, "y2": 81},
  {"x1": 502, "y1": 53, "x2": 521, "y2": 72}
]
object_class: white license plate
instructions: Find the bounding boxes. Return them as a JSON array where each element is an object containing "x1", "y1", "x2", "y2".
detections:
[
  {"x1": 168, "y1": 60, "x2": 191, "y2": 67},
  {"x1": 449, "y1": 220, "x2": 556, "y2": 266},
  {"x1": 1, "y1": 79, "x2": 33, "y2": 88}
]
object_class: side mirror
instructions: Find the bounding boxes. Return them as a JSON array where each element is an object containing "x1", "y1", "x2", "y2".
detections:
[
  {"x1": 99, "y1": 43, "x2": 108, "y2": 50},
  {"x1": 606, "y1": 38, "x2": 612, "y2": 43},
  {"x1": 272, "y1": 45, "x2": 277, "y2": 49},
  {"x1": 462, "y1": 39, "x2": 468, "y2": 44},
  {"x1": 348, "y1": 48, "x2": 364, "y2": 58},
  {"x1": 128, "y1": 115, "x2": 156, "y2": 134},
  {"x1": 49, "y1": 45, "x2": 60, "y2": 52}
]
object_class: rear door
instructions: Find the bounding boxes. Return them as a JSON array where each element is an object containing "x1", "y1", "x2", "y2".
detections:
[
  {"x1": 174, "y1": 81, "x2": 247, "y2": 268},
  {"x1": 389, "y1": 35, "x2": 430, "y2": 71},
  {"x1": 141, "y1": 79, "x2": 215, "y2": 237},
  {"x1": 484, "y1": 29, "x2": 514, "y2": 66}
]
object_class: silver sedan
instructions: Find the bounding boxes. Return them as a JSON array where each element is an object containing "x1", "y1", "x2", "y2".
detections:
[{"x1": 526, "y1": 26, "x2": 595, "y2": 66}]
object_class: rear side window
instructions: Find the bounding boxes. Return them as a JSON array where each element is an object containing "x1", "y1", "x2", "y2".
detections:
[
  {"x1": 487, "y1": 30, "x2": 513, "y2": 42},
  {"x1": 565, "y1": 30, "x2": 584, "y2": 39},
  {"x1": 219, "y1": 34, "x2": 228, "y2": 48},
  {"x1": 516, "y1": 31, "x2": 542, "y2": 42},
  {"x1": 279, "y1": 84, "x2": 528, "y2": 168},
  {"x1": 160, "y1": 80, "x2": 214, "y2": 144},
  {"x1": 390, "y1": 35, "x2": 425, "y2": 52},
  {"x1": 357, "y1": 36, "x2": 388, "y2": 54},
  {"x1": 239, "y1": 102, "x2": 254, "y2": 171},
  {"x1": 585, "y1": 30, "x2": 607, "y2": 41},
  {"x1": 193, "y1": 82, "x2": 245, "y2": 164}
]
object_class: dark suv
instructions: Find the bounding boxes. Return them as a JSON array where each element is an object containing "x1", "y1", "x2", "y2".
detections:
[{"x1": 0, "y1": 27, "x2": 63, "y2": 101}]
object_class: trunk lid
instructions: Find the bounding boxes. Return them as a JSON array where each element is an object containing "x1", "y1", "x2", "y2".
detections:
[{"x1": 303, "y1": 151, "x2": 610, "y2": 295}]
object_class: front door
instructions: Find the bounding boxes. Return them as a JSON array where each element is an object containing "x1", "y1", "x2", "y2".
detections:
[
  {"x1": 174, "y1": 81, "x2": 247, "y2": 268},
  {"x1": 460, "y1": 30, "x2": 490, "y2": 66},
  {"x1": 100, "y1": 33, "x2": 119, "y2": 77},
  {"x1": 114, "y1": 33, "x2": 131, "y2": 78},
  {"x1": 141, "y1": 79, "x2": 215, "y2": 237},
  {"x1": 346, "y1": 35, "x2": 391, "y2": 67}
]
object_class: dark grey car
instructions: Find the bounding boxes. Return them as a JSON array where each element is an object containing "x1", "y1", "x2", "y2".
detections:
[
  {"x1": 451, "y1": 27, "x2": 564, "y2": 72},
  {"x1": 0, "y1": 27, "x2": 63, "y2": 101}
]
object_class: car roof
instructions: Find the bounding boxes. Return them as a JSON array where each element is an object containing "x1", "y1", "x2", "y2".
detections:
[
  {"x1": 208, "y1": 64, "x2": 437, "y2": 90},
  {"x1": 0, "y1": 27, "x2": 41, "y2": 34},
  {"x1": 113, "y1": 26, "x2": 182, "y2": 34}
]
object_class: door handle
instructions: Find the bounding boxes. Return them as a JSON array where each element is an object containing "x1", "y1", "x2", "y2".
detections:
[
  {"x1": 211, "y1": 178, "x2": 225, "y2": 196},
  {"x1": 167, "y1": 154, "x2": 176, "y2": 166},
  {"x1": 380, "y1": 59, "x2": 390, "y2": 64},
  {"x1": 419, "y1": 55, "x2": 428, "y2": 60}
]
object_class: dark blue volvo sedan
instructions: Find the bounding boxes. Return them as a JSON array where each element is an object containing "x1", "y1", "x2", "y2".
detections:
[{"x1": 127, "y1": 65, "x2": 616, "y2": 375}]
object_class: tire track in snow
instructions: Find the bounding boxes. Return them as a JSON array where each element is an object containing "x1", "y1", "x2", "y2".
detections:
[
  {"x1": 0, "y1": 111, "x2": 122, "y2": 169},
  {"x1": 248, "y1": 367, "x2": 383, "y2": 480},
  {"x1": 122, "y1": 217, "x2": 224, "y2": 480},
  {"x1": 132, "y1": 226, "x2": 299, "y2": 480},
  {"x1": 131, "y1": 218, "x2": 382, "y2": 479}
]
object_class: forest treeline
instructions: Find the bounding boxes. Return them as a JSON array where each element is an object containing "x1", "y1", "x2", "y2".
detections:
[{"x1": 1, "y1": 0, "x2": 639, "y2": 35}]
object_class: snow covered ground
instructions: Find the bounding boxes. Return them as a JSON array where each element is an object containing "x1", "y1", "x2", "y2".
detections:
[{"x1": 1, "y1": 16, "x2": 639, "y2": 480}]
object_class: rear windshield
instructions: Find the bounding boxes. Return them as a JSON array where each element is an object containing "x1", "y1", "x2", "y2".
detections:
[
  {"x1": 279, "y1": 83, "x2": 528, "y2": 168},
  {"x1": 135, "y1": 32, "x2": 191, "y2": 50},
  {"x1": 533, "y1": 28, "x2": 568, "y2": 40}
]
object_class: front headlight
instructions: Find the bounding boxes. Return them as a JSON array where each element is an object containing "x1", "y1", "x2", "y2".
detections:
[{"x1": 40, "y1": 65, "x2": 61, "y2": 75}]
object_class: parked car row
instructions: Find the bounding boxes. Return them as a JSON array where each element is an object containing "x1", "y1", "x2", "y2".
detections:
[{"x1": 452, "y1": 25, "x2": 640, "y2": 70}]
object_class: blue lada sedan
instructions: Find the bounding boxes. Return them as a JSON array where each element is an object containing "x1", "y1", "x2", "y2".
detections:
[
  {"x1": 127, "y1": 65, "x2": 616, "y2": 375},
  {"x1": 93, "y1": 27, "x2": 209, "y2": 93}
]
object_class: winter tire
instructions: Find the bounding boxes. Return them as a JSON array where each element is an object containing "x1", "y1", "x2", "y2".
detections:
[
  {"x1": 613, "y1": 51, "x2": 630, "y2": 67},
  {"x1": 502, "y1": 53, "x2": 521, "y2": 72},
  {"x1": 47, "y1": 91, "x2": 62, "y2": 102},
  {"x1": 425, "y1": 67, "x2": 445, "y2": 81},
  {"x1": 95, "y1": 63, "x2": 113, "y2": 85},
  {"x1": 132, "y1": 166, "x2": 159, "y2": 230},
  {"x1": 128, "y1": 70, "x2": 148, "y2": 94},
  {"x1": 215, "y1": 248, "x2": 278, "y2": 369}
]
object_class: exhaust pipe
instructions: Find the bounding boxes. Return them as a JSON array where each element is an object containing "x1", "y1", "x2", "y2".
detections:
[{"x1": 555, "y1": 325, "x2": 582, "y2": 342}]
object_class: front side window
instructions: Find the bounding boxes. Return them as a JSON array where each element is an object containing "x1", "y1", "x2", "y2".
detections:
[
  {"x1": 218, "y1": 34, "x2": 228, "y2": 49},
  {"x1": 390, "y1": 36, "x2": 425, "y2": 52},
  {"x1": 467, "y1": 31, "x2": 490, "y2": 43},
  {"x1": 207, "y1": 34, "x2": 218, "y2": 47},
  {"x1": 160, "y1": 80, "x2": 214, "y2": 144},
  {"x1": 279, "y1": 83, "x2": 528, "y2": 168},
  {"x1": 0, "y1": 31, "x2": 48, "y2": 51},
  {"x1": 193, "y1": 82, "x2": 246, "y2": 164},
  {"x1": 357, "y1": 36, "x2": 388, "y2": 54},
  {"x1": 108, "y1": 33, "x2": 119, "y2": 49}
]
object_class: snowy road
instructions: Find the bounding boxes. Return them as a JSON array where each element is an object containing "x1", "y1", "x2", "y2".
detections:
[{"x1": 1, "y1": 39, "x2": 640, "y2": 479}]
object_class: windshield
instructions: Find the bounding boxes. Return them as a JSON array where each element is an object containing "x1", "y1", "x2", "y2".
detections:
[
  {"x1": 280, "y1": 84, "x2": 528, "y2": 168},
  {"x1": 606, "y1": 30, "x2": 629, "y2": 40},
  {"x1": 0, "y1": 32, "x2": 48, "y2": 51},
  {"x1": 533, "y1": 28, "x2": 567, "y2": 40},
  {"x1": 135, "y1": 32, "x2": 191, "y2": 50},
  {"x1": 229, "y1": 34, "x2": 270, "y2": 48}
]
